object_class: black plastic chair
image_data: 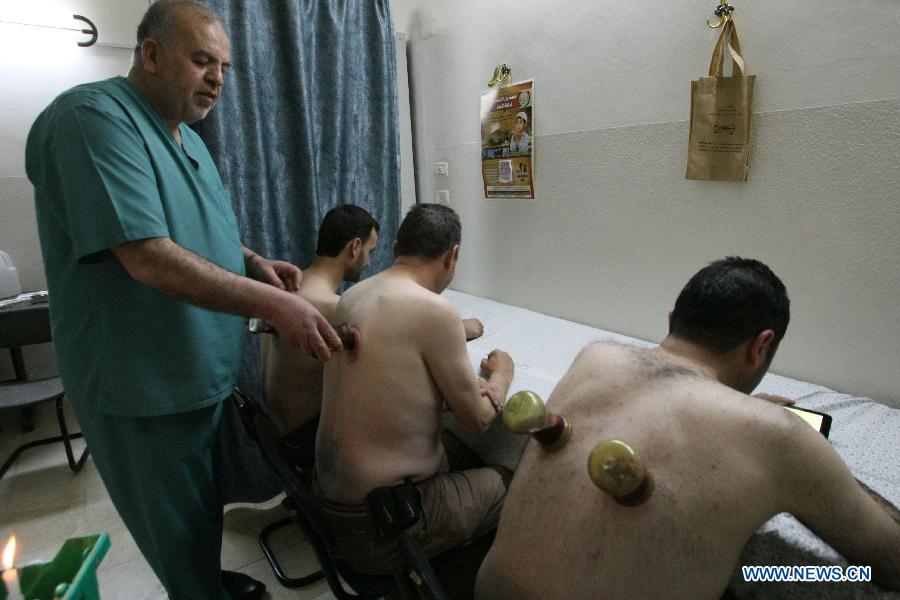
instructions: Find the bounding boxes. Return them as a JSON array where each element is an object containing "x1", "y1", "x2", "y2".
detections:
[
  {"x1": 0, "y1": 303, "x2": 89, "y2": 481},
  {"x1": 233, "y1": 388, "x2": 448, "y2": 600}
]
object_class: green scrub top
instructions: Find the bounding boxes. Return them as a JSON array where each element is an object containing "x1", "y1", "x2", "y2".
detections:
[{"x1": 26, "y1": 76, "x2": 245, "y2": 417}]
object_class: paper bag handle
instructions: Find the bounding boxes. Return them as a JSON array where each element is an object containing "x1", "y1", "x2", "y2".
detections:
[{"x1": 708, "y1": 19, "x2": 746, "y2": 77}]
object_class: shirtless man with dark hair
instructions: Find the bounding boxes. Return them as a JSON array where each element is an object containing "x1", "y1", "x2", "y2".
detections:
[
  {"x1": 261, "y1": 204, "x2": 379, "y2": 437},
  {"x1": 476, "y1": 257, "x2": 900, "y2": 600}
]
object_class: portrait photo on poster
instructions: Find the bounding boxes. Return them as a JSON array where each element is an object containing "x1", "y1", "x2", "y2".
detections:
[{"x1": 481, "y1": 79, "x2": 535, "y2": 199}]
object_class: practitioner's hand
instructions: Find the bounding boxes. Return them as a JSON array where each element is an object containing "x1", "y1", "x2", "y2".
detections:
[
  {"x1": 271, "y1": 295, "x2": 342, "y2": 360},
  {"x1": 463, "y1": 318, "x2": 484, "y2": 341},
  {"x1": 754, "y1": 393, "x2": 795, "y2": 406},
  {"x1": 247, "y1": 255, "x2": 302, "y2": 291}
]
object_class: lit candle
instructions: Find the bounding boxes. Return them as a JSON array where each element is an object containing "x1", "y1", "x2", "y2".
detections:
[{"x1": 2, "y1": 536, "x2": 23, "y2": 600}]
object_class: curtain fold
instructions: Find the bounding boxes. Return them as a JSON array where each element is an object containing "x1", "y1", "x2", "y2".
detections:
[{"x1": 194, "y1": 0, "x2": 400, "y2": 504}]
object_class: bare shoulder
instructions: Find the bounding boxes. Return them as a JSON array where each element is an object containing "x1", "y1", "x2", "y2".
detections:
[
  {"x1": 663, "y1": 377, "x2": 795, "y2": 430},
  {"x1": 545, "y1": 342, "x2": 642, "y2": 411},
  {"x1": 719, "y1": 390, "x2": 802, "y2": 441},
  {"x1": 331, "y1": 275, "x2": 379, "y2": 321},
  {"x1": 404, "y1": 290, "x2": 461, "y2": 340},
  {"x1": 573, "y1": 341, "x2": 640, "y2": 367},
  {"x1": 422, "y1": 290, "x2": 460, "y2": 318},
  {"x1": 334, "y1": 275, "x2": 459, "y2": 330},
  {"x1": 756, "y1": 397, "x2": 845, "y2": 479},
  {"x1": 566, "y1": 342, "x2": 693, "y2": 385},
  {"x1": 302, "y1": 290, "x2": 340, "y2": 322},
  {"x1": 377, "y1": 280, "x2": 459, "y2": 321},
  {"x1": 682, "y1": 387, "x2": 812, "y2": 481}
]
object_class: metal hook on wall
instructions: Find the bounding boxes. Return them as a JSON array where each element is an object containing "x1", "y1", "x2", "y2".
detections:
[
  {"x1": 707, "y1": 0, "x2": 735, "y2": 29},
  {"x1": 0, "y1": 14, "x2": 98, "y2": 47},
  {"x1": 73, "y1": 15, "x2": 98, "y2": 48},
  {"x1": 488, "y1": 64, "x2": 511, "y2": 88}
]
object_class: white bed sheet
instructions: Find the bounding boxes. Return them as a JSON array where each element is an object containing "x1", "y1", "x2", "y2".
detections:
[{"x1": 444, "y1": 289, "x2": 900, "y2": 599}]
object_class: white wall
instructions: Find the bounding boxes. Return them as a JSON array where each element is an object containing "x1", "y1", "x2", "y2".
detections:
[
  {"x1": 394, "y1": 31, "x2": 417, "y2": 217},
  {"x1": 403, "y1": 1, "x2": 900, "y2": 405},
  {"x1": 0, "y1": 1, "x2": 145, "y2": 176},
  {"x1": 0, "y1": 1, "x2": 143, "y2": 380},
  {"x1": 389, "y1": 0, "x2": 434, "y2": 42},
  {"x1": 391, "y1": 0, "x2": 435, "y2": 216}
]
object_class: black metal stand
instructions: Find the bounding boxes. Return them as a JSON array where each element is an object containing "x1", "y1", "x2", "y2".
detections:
[
  {"x1": 0, "y1": 394, "x2": 90, "y2": 481},
  {"x1": 258, "y1": 516, "x2": 324, "y2": 588}
]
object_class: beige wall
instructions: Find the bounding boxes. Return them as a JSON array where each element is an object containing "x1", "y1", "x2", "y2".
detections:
[{"x1": 401, "y1": 0, "x2": 900, "y2": 405}]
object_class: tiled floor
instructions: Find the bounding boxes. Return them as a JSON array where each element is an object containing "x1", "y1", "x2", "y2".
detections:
[{"x1": 0, "y1": 401, "x2": 336, "y2": 600}]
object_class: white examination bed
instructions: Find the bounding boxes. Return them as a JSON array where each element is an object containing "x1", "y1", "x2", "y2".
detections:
[{"x1": 444, "y1": 289, "x2": 900, "y2": 600}]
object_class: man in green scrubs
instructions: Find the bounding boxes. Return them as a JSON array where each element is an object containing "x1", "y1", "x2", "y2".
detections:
[{"x1": 25, "y1": 1, "x2": 342, "y2": 598}]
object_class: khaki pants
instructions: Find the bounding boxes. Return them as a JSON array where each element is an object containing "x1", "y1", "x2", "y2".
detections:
[{"x1": 319, "y1": 466, "x2": 507, "y2": 575}]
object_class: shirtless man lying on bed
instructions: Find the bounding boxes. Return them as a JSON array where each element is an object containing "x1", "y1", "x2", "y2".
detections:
[
  {"x1": 316, "y1": 203, "x2": 515, "y2": 574},
  {"x1": 261, "y1": 204, "x2": 380, "y2": 441},
  {"x1": 476, "y1": 257, "x2": 900, "y2": 600}
]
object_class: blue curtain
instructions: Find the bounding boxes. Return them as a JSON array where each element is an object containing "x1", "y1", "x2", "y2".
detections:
[{"x1": 194, "y1": 0, "x2": 401, "y2": 503}]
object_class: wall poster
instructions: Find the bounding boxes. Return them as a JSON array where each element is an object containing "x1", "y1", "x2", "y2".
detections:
[{"x1": 480, "y1": 79, "x2": 534, "y2": 199}]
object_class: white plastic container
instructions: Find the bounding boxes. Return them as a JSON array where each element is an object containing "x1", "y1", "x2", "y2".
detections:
[{"x1": 0, "y1": 250, "x2": 23, "y2": 299}]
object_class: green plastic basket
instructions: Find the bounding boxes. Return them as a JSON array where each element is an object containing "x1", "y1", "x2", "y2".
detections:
[{"x1": 1, "y1": 533, "x2": 110, "y2": 600}]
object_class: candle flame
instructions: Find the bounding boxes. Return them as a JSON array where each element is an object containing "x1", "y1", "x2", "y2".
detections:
[{"x1": 2, "y1": 536, "x2": 15, "y2": 570}]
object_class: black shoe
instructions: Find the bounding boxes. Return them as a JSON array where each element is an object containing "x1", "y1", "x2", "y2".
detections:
[{"x1": 222, "y1": 570, "x2": 266, "y2": 600}]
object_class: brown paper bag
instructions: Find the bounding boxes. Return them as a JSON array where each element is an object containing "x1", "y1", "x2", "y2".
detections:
[{"x1": 686, "y1": 20, "x2": 755, "y2": 181}]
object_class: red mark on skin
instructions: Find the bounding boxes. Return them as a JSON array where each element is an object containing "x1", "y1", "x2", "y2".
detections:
[
  {"x1": 348, "y1": 326, "x2": 361, "y2": 362},
  {"x1": 334, "y1": 324, "x2": 361, "y2": 362},
  {"x1": 532, "y1": 414, "x2": 572, "y2": 451}
]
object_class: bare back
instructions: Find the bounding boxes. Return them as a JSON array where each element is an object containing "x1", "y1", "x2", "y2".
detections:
[
  {"x1": 261, "y1": 274, "x2": 338, "y2": 433},
  {"x1": 316, "y1": 271, "x2": 480, "y2": 502},
  {"x1": 477, "y1": 342, "x2": 900, "y2": 599}
]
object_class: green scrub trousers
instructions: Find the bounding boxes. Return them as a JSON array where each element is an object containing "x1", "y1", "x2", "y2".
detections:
[{"x1": 73, "y1": 400, "x2": 232, "y2": 599}]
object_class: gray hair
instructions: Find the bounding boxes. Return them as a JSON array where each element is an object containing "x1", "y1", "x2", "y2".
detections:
[{"x1": 133, "y1": 0, "x2": 224, "y2": 59}]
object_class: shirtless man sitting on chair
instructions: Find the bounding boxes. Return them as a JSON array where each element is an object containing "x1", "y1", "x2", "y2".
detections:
[
  {"x1": 315, "y1": 203, "x2": 515, "y2": 575},
  {"x1": 261, "y1": 204, "x2": 379, "y2": 440},
  {"x1": 261, "y1": 204, "x2": 484, "y2": 446},
  {"x1": 476, "y1": 257, "x2": 900, "y2": 600}
]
